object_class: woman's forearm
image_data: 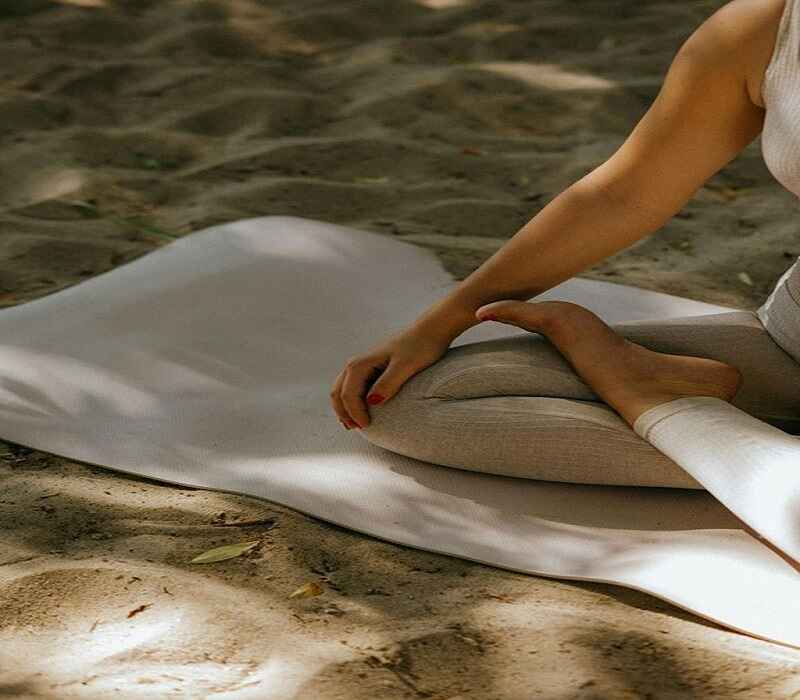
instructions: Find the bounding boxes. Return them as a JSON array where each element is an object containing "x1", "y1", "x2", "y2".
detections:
[
  {"x1": 411, "y1": 171, "x2": 673, "y2": 343},
  {"x1": 405, "y1": 0, "x2": 769, "y2": 344}
]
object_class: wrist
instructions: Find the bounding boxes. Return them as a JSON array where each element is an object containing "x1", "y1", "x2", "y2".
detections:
[{"x1": 411, "y1": 298, "x2": 482, "y2": 343}]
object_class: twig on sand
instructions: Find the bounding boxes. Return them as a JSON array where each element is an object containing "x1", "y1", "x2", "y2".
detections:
[
  {"x1": 210, "y1": 517, "x2": 277, "y2": 528},
  {"x1": 64, "y1": 200, "x2": 182, "y2": 242}
]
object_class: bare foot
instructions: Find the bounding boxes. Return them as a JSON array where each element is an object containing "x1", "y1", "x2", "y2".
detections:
[{"x1": 475, "y1": 300, "x2": 742, "y2": 427}]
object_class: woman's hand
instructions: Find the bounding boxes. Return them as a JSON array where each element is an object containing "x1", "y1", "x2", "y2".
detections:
[{"x1": 330, "y1": 326, "x2": 453, "y2": 430}]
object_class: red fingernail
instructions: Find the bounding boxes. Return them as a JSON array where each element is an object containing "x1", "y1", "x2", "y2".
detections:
[
  {"x1": 367, "y1": 393, "x2": 384, "y2": 405},
  {"x1": 484, "y1": 314, "x2": 497, "y2": 321}
]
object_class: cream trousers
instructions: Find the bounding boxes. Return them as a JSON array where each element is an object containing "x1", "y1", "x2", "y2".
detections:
[{"x1": 361, "y1": 306, "x2": 800, "y2": 490}]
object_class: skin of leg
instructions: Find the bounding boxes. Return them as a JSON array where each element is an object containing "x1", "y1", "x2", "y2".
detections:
[
  {"x1": 482, "y1": 303, "x2": 800, "y2": 430},
  {"x1": 612, "y1": 310, "x2": 800, "y2": 431},
  {"x1": 359, "y1": 308, "x2": 800, "y2": 488},
  {"x1": 475, "y1": 300, "x2": 744, "y2": 426}
]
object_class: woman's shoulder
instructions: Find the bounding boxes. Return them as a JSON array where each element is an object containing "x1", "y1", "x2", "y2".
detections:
[{"x1": 679, "y1": 0, "x2": 788, "y2": 109}]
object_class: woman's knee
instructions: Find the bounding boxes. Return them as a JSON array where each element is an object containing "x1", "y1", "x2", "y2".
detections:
[
  {"x1": 361, "y1": 366, "x2": 430, "y2": 426},
  {"x1": 358, "y1": 374, "x2": 438, "y2": 457}
]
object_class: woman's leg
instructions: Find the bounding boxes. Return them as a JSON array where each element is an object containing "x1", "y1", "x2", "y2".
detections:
[
  {"x1": 472, "y1": 299, "x2": 800, "y2": 567},
  {"x1": 633, "y1": 397, "x2": 800, "y2": 568},
  {"x1": 360, "y1": 306, "x2": 800, "y2": 489}
]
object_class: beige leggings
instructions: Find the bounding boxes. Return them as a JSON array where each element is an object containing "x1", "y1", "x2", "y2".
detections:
[{"x1": 360, "y1": 310, "x2": 800, "y2": 490}]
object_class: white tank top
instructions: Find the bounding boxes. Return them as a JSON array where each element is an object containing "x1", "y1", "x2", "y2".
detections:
[
  {"x1": 755, "y1": 0, "x2": 800, "y2": 360},
  {"x1": 761, "y1": 0, "x2": 800, "y2": 199}
]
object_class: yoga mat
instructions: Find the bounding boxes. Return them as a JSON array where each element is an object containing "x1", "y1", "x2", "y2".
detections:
[{"x1": 1, "y1": 215, "x2": 798, "y2": 648}]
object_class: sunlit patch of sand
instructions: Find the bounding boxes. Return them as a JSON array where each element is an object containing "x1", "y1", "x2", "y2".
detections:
[
  {"x1": 56, "y1": 0, "x2": 106, "y2": 6},
  {"x1": 414, "y1": 0, "x2": 472, "y2": 8},
  {"x1": 478, "y1": 62, "x2": 618, "y2": 91}
]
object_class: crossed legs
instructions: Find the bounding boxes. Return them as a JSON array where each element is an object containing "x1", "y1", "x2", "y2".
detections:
[{"x1": 360, "y1": 307, "x2": 800, "y2": 489}]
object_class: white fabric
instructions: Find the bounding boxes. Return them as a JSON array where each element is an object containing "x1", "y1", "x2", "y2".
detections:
[
  {"x1": 2, "y1": 216, "x2": 799, "y2": 648},
  {"x1": 634, "y1": 396, "x2": 800, "y2": 566},
  {"x1": 761, "y1": 0, "x2": 800, "y2": 199},
  {"x1": 756, "y1": 0, "x2": 800, "y2": 361}
]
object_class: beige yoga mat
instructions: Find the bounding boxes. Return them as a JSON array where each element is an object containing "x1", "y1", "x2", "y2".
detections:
[{"x1": 1, "y1": 215, "x2": 798, "y2": 648}]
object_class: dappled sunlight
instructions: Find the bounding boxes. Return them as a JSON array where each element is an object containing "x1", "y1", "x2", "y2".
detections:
[
  {"x1": 0, "y1": 539, "x2": 39, "y2": 563},
  {"x1": 0, "y1": 347, "x2": 163, "y2": 420},
  {"x1": 224, "y1": 0, "x2": 279, "y2": 31},
  {"x1": 458, "y1": 21, "x2": 522, "y2": 39},
  {"x1": 414, "y1": 0, "x2": 472, "y2": 8},
  {"x1": 55, "y1": 0, "x2": 106, "y2": 6},
  {"x1": 253, "y1": 449, "x2": 760, "y2": 587},
  {"x1": 220, "y1": 216, "x2": 363, "y2": 266},
  {"x1": 2, "y1": 168, "x2": 86, "y2": 211},
  {"x1": 0, "y1": 214, "x2": 798, "y2": 659},
  {"x1": 221, "y1": 0, "x2": 323, "y2": 58},
  {"x1": 0, "y1": 558, "x2": 300, "y2": 697},
  {"x1": 69, "y1": 615, "x2": 183, "y2": 668},
  {"x1": 478, "y1": 62, "x2": 618, "y2": 91},
  {"x1": 777, "y1": 677, "x2": 800, "y2": 698},
  {"x1": 212, "y1": 654, "x2": 328, "y2": 700},
  {"x1": 4, "y1": 0, "x2": 800, "y2": 691}
]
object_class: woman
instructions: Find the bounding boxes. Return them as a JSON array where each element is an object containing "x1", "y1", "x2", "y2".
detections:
[{"x1": 329, "y1": 0, "x2": 799, "y2": 530}]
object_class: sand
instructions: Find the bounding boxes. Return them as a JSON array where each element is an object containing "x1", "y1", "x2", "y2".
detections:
[{"x1": 1, "y1": 0, "x2": 800, "y2": 697}]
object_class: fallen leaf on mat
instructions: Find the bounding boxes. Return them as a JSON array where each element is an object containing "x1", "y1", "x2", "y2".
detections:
[
  {"x1": 190, "y1": 540, "x2": 261, "y2": 564},
  {"x1": 462, "y1": 147, "x2": 483, "y2": 156},
  {"x1": 288, "y1": 581, "x2": 324, "y2": 599}
]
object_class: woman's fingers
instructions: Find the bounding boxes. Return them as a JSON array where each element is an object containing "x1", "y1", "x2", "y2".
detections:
[
  {"x1": 340, "y1": 360, "x2": 383, "y2": 429},
  {"x1": 360, "y1": 357, "x2": 406, "y2": 407},
  {"x1": 330, "y1": 330, "x2": 449, "y2": 431},
  {"x1": 329, "y1": 370, "x2": 356, "y2": 428}
]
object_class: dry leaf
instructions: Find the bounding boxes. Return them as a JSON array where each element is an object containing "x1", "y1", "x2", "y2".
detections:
[
  {"x1": 354, "y1": 176, "x2": 389, "y2": 184},
  {"x1": 127, "y1": 604, "x2": 151, "y2": 619},
  {"x1": 190, "y1": 540, "x2": 260, "y2": 564},
  {"x1": 703, "y1": 184, "x2": 752, "y2": 202},
  {"x1": 211, "y1": 517, "x2": 277, "y2": 529},
  {"x1": 462, "y1": 147, "x2": 483, "y2": 156},
  {"x1": 288, "y1": 581, "x2": 324, "y2": 599}
]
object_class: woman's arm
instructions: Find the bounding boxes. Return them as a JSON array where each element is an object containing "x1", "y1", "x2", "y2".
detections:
[
  {"x1": 411, "y1": 0, "x2": 780, "y2": 344},
  {"x1": 331, "y1": 0, "x2": 784, "y2": 429}
]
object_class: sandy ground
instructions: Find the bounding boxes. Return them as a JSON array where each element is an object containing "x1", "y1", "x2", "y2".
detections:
[{"x1": 2, "y1": 0, "x2": 800, "y2": 698}]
